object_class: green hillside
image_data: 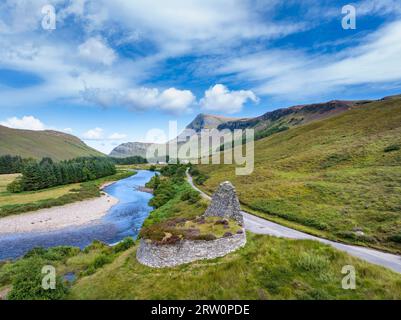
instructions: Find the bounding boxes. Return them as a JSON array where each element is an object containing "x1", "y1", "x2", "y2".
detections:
[
  {"x1": 195, "y1": 96, "x2": 401, "y2": 252},
  {"x1": 0, "y1": 125, "x2": 104, "y2": 161}
]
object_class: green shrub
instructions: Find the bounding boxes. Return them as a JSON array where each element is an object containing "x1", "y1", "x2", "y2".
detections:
[
  {"x1": 384, "y1": 144, "x2": 400, "y2": 153},
  {"x1": 6, "y1": 178, "x2": 24, "y2": 193},
  {"x1": 194, "y1": 174, "x2": 208, "y2": 185},
  {"x1": 81, "y1": 254, "x2": 113, "y2": 276},
  {"x1": 388, "y1": 233, "x2": 401, "y2": 243},
  {"x1": 149, "y1": 180, "x2": 177, "y2": 208},
  {"x1": 112, "y1": 237, "x2": 135, "y2": 253},
  {"x1": 24, "y1": 246, "x2": 80, "y2": 261},
  {"x1": 180, "y1": 189, "x2": 201, "y2": 204},
  {"x1": 7, "y1": 259, "x2": 68, "y2": 300},
  {"x1": 320, "y1": 153, "x2": 351, "y2": 168},
  {"x1": 145, "y1": 175, "x2": 160, "y2": 189},
  {"x1": 189, "y1": 166, "x2": 200, "y2": 176},
  {"x1": 83, "y1": 240, "x2": 108, "y2": 253}
]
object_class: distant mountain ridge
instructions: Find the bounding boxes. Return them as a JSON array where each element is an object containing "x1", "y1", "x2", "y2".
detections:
[
  {"x1": 109, "y1": 114, "x2": 238, "y2": 158},
  {"x1": 109, "y1": 142, "x2": 154, "y2": 158},
  {"x1": 109, "y1": 99, "x2": 371, "y2": 158},
  {"x1": 0, "y1": 125, "x2": 104, "y2": 160},
  {"x1": 217, "y1": 100, "x2": 366, "y2": 132}
]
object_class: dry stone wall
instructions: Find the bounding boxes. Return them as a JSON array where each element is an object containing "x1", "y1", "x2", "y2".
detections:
[{"x1": 136, "y1": 231, "x2": 246, "y2": 268}]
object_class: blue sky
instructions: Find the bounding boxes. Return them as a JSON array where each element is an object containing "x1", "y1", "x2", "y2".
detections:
[{"x1": 1, "y1": 0, "x2": 401, "y2": 153}]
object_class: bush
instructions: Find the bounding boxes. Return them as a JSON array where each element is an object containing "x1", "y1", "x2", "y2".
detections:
[
  {"x1": 112, "y1": 237, "x2": 135, "y2": 253},
  {"x1": 24, "y1": 246, "x2": 80, "y2": 261},
  {"x1": 149, "y1": 180, "x2": 177, "y2": 208},
  {"x1": 6, "y1": 178, "x2": 24, "y2": 193},
  {"x1": 145, "y1": 175, "x2": 160, "y2": 189},
  {"x1": 194, "y1": 174, "x2": 208, "y2": 185},
  {"x1": 320, "y1": 153, "x2": 351, "y2": 169},
  {"x1": 81, "y1": 254, "x2": 113, "y2": 276},
  {"x1": 189, "y1": 166, "x2": 200, "y2": 176},
  {"x1": 7, "y1": 259, "x2": 68, "y2": 300},
  {"x1": 83, "y1": 240, "x2": 108, "y2": 253},
  {"x1": 384, "y1": 144, "x2": 400, "y2": 153},
  {"x1": 180, "y1": 189, "x2": 201, "y2": 204},
  {"x1": 388, "y1": 233, "x2": 401, "y2": 243}
]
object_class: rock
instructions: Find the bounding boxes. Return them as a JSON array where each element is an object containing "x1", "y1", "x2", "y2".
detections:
[{"x1": 204, "y1": 181, "x2": 243, "y2": 224}]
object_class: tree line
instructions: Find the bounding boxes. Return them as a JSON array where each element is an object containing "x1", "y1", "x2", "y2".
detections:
[
  {"x1": 110, "y1": 156, "x2": 147, "y2": 165},
  {"x1": 7, "y1": 157, "x2": 116, "y2": 193},
  {"x1": 0, "y1": 155, "x2": 31, "y2": 174},
  {"x1": 0, "y1": 154, "x2": 148, "y2": 174}
]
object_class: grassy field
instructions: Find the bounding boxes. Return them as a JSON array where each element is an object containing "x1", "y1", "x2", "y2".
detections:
[
  {"x1": 0, "y1": 169, "x2": 135, "y2": 218},
  {"x1": 194, "y1": 97, "x2": 401, "y2": 253}
]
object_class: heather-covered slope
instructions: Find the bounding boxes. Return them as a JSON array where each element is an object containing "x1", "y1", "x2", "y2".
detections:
[{"x1": 195, "y1": 96, "x2": 401, "y2": 252}]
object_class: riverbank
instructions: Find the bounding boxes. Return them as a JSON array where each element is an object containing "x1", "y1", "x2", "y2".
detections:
[
  {"x1": 0, "y1": 170, "x2": 156, "y2": 261},
  {"x1": 0, "y1": 194, "x2": 118, "y2": 235},
  {"x1": 0, "y1": 170, "x2": 135, "y2": 219}
]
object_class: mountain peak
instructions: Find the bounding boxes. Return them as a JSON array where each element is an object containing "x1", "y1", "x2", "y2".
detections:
[{"x1": 186, "y1": 113, "x2": 241, "y2": 132}]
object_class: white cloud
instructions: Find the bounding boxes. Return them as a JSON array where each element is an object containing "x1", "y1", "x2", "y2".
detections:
[
  {"x1": 82, "y1": 127, "x2": 104, "y2": 140},
  {"x1": 215, "y1": 20, "x2": 401, "y2": 100},
  {"x1": 63, "y1": 128, "x2": 73, "y2": 133},
  {"x1": 0, "y1": 116, "x2": 46, "y2": 131},
  {"x1": 78, "y1": 37, "x2": 117, "y2": 66},
  {"x1": 124, "y1": 87, "x2": 195, "y2": 113},
  {"x1": 82, "y1": 128, "x2": 128, "y2": 142},
  {"x1": 84, "y1": 86, "x2": 196, "y2": 113},
  {"x1": 1, "y1": 0, "x2": 400, "y2": 113},
  {"x1": 108, "y1": 132, "x2": 127, "y2": 140},
  {"x1": 200, "y1": 84, "x2": 259, "y2": 114},
  {"x1": 109, "y1": 0, "x2": 302, "y2": 48},
  {"x1": 158, "y1": 88, "x2": 196, "y2": 113}
]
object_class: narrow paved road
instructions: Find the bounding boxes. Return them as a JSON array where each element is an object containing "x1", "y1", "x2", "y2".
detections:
[{"x1": 186, "y1": 171, "x2": 401, "y2": 274}]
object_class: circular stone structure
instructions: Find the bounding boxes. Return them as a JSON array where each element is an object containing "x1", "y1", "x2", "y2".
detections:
[{"x1": 136, "y1": 231, "x2": 246, "y2": 268}]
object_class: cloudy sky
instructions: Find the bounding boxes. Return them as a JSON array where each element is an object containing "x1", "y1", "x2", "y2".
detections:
[{"x1": 1, "y1": 0, "x2": 401, "y2": 153}]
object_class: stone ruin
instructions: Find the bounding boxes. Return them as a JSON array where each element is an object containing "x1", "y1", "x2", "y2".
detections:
[
  {"x1": 136, "y1": 180, "x2": 246, "y2": 268},
  {"x1": 204, "y1": 181, "x2": 243, "y2": 224}
]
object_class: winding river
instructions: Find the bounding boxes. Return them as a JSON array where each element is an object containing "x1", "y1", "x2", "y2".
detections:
[{"x1": 0, "y1": 170, "x2": 156, "y2": 260}]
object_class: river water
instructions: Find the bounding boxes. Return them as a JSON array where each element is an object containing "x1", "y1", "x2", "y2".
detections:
[{"x1": 0, "y1": 170, "x2": 156, "y2": 260}]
